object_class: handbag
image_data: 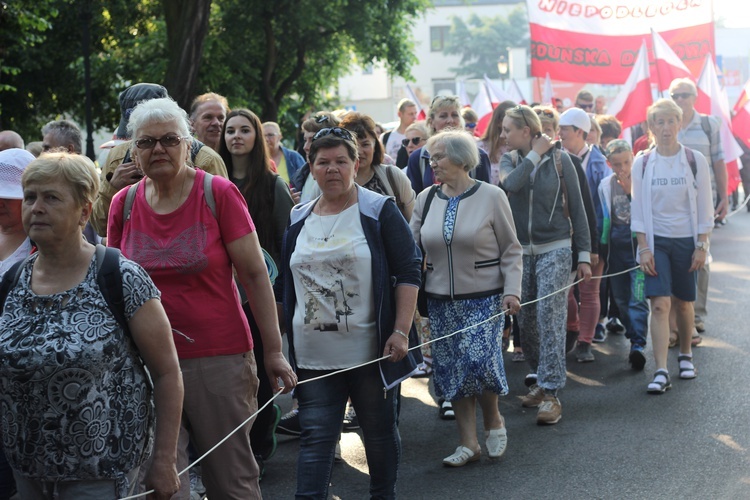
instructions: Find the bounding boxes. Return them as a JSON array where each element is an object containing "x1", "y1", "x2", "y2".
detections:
[{"x1": 417, "y1": 185, "x2": 439, "y2": 316}]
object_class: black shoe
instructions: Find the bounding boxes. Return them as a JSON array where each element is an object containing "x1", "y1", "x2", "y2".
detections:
[
  {"x1": 276, "y1": 409, "x2": 301, "y2": 436},
  {"x1": 343, "y1": 405, "x2": 360, "y2": 431},
  {"x1": 629, "y1": 346, "x2": 646, "y2": 371},
  {"x1": 566, "y1": 330, "x2": 579, "y2": 354},
  {"x1": 524, "y1": 373, "x2": 538, "y2": 387},
  {"x1": 606, "y1": 317, "x2": 626, "y2": 335},
  {"x1": 255, "y1": 453, "x2": 266, "y2": 482}
]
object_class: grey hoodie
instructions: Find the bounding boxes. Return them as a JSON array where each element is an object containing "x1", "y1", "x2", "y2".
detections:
[{"x1": 498, "y1": 148, "x2": 591, "y2": 264}]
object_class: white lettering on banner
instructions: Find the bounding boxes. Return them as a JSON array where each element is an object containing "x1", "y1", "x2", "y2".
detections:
[{"x1": 529, "y1": 0, "x2": 709, "y2": 34}]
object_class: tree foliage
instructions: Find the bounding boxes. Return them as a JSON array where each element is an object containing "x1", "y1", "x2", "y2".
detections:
[
  {"x1": 0, "y1": 0, "x2": 430, "y2": 142},
  {"x1": 444, "y1": 8, "x2": 529, "y2": 80}
]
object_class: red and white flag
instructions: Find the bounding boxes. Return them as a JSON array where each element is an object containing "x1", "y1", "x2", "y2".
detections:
[
  {"x1": 542, "y1": 72, "x2": 554, "y2": 105},
  {"x1": 472, "y1": 83, "x2": 495, "y2": 137},
  {"x1": 456, "y1": 80, "x2": 471, "y2": 107},
  {"x1": 405, "y1": 83, "x2": 427, "y2": 120},
  {"x1": 607, "y1": 41, "x2": 652, "y2": 130},
  {"x1": 731, "y1": 79, "x2": 750, "y2": 150},
  {"x1": 527, "y1": 0, "x2": 714, "y2": 84},
  {"x1": 483, "y1": 75, "x2": 513, "y2": 104},
  {"x1": 651, "y1": 28, "x2": 692, "y2": 92},
  {"x1": 695, "y1": 54, "x2": 743, "y2": 194},
  {"x1": 509, "y1": 79, "x2": 528, "y2": 105}
]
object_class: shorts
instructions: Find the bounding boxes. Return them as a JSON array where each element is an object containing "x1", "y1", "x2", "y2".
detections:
[{"x1": 645, "y1": 235, "x2": 697, "y2": 302}]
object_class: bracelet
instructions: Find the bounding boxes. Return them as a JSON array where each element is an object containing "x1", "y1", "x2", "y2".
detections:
[
  {"x1": 638, "y1": 247, "x2": 651, "y2": 255},
  {"x1": 393, "y1": 329, "x2": 408, "y2": 340}
]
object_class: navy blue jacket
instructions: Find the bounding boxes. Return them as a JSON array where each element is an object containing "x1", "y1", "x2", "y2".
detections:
[
  {"x1": 282, "y1": 146, "x2": 306, "y2": 184},
  {"x1": 281, "y1": 186, "x2": 423, "y2": 389}
]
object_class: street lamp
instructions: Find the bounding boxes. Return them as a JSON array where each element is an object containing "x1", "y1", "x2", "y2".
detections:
[{"x1": 497, "y1": 55, "x2": 508, "y2": 90}]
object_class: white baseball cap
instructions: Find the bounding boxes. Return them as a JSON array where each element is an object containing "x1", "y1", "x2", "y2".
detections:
[
  {"x1": 559, "y1": 107, "x2": 592, "y2": 134},
  {"x1": 0, "y1": 148, "x2": 35, "y2": 199}
]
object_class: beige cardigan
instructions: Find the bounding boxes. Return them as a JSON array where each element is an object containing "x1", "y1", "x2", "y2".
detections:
[{"x1": 410, "y1": 181, "x2": 523, "y2": 300}]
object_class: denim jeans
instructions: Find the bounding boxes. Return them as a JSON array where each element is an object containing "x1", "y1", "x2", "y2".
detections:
[
  {"x1": 608, "y1": 235, "x2": 650, "y2": 347},
  {"x1": 296, "y1": 364, "x2": 400, "y2": 500}
]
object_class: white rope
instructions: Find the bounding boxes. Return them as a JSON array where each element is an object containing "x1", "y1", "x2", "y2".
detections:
[
  {"x1": 118, "y1": 264, "x2": 639, "y2": 499},
  {"x1": 724, "y1": 192, "x2": 750, "y2": 219}
]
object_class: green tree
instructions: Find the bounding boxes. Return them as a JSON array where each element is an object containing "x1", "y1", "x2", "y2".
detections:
[{"x1": 444, "y1": 8, "x2": 529, "y2": 79}]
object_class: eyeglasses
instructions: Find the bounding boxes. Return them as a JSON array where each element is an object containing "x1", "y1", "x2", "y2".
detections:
[
  {"x1": 514, "y1": 106, "x2": 531, "y2": 129},
  {"x1": 312, "y1": 127, "x2": 354, "y2": 142},
  {"x1": 670, "y1": 92, "x2": 695, "y2": 100},
  {"x1": 315, "y1": 114, "x2": 330, "y2": 124},
  {"x1": 535, "y1": 109, "x2": 555, "y2": 118},
  {"x1": 263, "y1": 133, "x2": 279, "y2": 139},
  {"x1": 134, "y1": 135, "x2": 186, "y2": 150},
  {"x1": 465, "y1": 122, "x2": 477, "y2": 129},
  {"x1": 576, "y1": 102, "x2": 594, "y2": 110},
  {"x1": 428, "y1": 152, "x2": 447, "y2": 166},
  {"x1": 401, "y1": 137, "x2": 424, "y2": 147}
]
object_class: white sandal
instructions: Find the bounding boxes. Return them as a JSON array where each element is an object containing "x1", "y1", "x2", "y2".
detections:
[
  {"x1": 442, "y1": 446, "x2": 480, "y2": 467},
  {"x1": 485, "y1": 428, "x2": 508, "y2": 458}
]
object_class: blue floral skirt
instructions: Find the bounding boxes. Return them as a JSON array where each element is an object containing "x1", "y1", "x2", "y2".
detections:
[{"x1": 428, "y1": 293, "x2": 508, "y2": 401}]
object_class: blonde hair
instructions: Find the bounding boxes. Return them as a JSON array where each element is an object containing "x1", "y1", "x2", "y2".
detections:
[
  {"x1": 22, "y1": 152, "x2": 99, "y2": 207},
  {"x1": 505, "y1": 105, "x2": 542, "y2": 137},
  {"x1": 647, "y1": 98, "x2": 683, "y2": 128},
  {"x1": 427, "y1": 95, "x2": 462, "y2": 134},
  {"x1": 532, "y1": 105, "x2": 560, "y2": 134}
]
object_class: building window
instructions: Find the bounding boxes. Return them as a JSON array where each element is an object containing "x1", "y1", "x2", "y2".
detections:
[
  {"x1": 362, "y1": 64, "x2": 374, "y2": 75},
  {"x1": 430, "y1": 26, "x2": 450, "y2": 52},
  {"x1": 433, "y1": 79, "x2": 456, "y2": 96}
]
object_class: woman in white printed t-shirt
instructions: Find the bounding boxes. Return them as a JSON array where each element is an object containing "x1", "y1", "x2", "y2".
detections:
[{"x1": 631, "y1": 98, "x2": 714, "y2": 395}]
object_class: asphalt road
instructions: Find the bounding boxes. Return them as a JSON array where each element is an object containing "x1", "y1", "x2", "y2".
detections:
[{"x1": 260, "y1": 209, "x2": 750, "y2": 500}]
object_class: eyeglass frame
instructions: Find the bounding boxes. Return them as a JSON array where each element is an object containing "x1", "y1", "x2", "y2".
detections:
[
  {"x1": 312, "y1": 127, "x2": 355, "y2": 142},
  {"x1": 513, "y1": 105, "x2": 531, "y2": 130},
  {"x1": 134, "y1": 135, "x2": 189, "y2": 150},
  {"x1": 401, "y1": 137, "x2": 424, "y2": 147},
  {"x1": 670, "y1": 92, "x2": 695, "y2": 100}
]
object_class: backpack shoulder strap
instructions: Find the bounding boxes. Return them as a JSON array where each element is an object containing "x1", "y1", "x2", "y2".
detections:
[
  {"x1": 684, "y1": 147, "x2": 698, "y2": 179},
  {"x1": 202, "y1": 171, "x2": 216, "y2": 218},
  {"x1": 122, "y1": 180, "x2": 142, "y2": 222},
  {"x1": 641, "y1": 151, "x2": 652, "y2": 177},
  {"x1": 421, "y1": 184, "x2": 439, "y2": 224},
  {"x1": 190, "y1": 141, "x2": 203, "y2": 163},
  {"x1": 384, "y1": 165, "x2": 404, "y2": 210},
  {"x1": 95, "y1": 244, "x2": 129, "y2": 335},
  {"x1": 0, "y1": 258, "x2": 28, "y2": 313},
  {"x1": 700, "y1": 115, "x2": 712, "y2": 144},
  {"x1": 510, "y1": 150, "x2": 519, "y2": 167},
  {"x1": 553, "y1": 149, "x2": 570, "y2": 219}
]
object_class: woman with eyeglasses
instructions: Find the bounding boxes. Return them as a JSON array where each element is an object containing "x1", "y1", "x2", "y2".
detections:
[
  {"x1": 397, "y1": 121, "x2": 429, "y2": 169},
  {"x1": 406, "y1": 95, "x2": 491, "y2": 194},
  {"x1": 218, "y1": 108, "x2": 295, "y2": 466},
  {"x1": 411, "y1": 130, "x2": 522, "y2": 467},
  {"x1": 499, "y1": 105, "x2": 592, "y2": 426},
  {"x1": 281, "y1": 126, "x2": 421, "y2": 498},
  {"x1": 108, "y1": 97, "x2": 296, "y2": 498}
]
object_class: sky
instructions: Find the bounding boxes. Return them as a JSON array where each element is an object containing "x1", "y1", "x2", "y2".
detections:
[{"x1": 714, "y1": 0, "x2": 750, "y2": 28}]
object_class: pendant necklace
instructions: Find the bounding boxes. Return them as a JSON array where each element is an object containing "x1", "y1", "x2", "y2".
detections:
[{"x1": 318, "y1": 188, "x2": 355, "y2": 242}]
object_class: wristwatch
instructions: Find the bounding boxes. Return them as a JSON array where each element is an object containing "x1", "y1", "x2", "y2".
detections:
[{"x1": 695, "y1": 241, "x2": 709, "y2": 252}]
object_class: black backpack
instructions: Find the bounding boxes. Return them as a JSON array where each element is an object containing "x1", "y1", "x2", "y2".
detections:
[{"x1": 0, "y1": 245, "x2": 128, "y2": 335}]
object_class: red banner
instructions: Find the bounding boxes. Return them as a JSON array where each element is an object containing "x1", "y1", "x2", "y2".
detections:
[{"x1": 528, "y1": 0, "x2": 715, "y2": 84}]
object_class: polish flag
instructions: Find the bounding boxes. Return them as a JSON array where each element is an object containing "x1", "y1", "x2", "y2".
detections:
[
  {"x1": 607, "y1": 41, "x2": 652, "y2": 130},
  {"x1": 472, "y1": 83, "x2": 495, "y2": 137},
  {"x1": 542, "y1": 73, "x2": 554, "y2": 105},
  {"x1": 405, "y1": 83, "x2": 427, "y2": 120},
  {"x1": 456, "y1": 80, "x2": 471, "y2": 107},
  {"x1": 508, "y1": 79, "x2": 528, "y2": 105},
  {"x1": 731, "y1": 79, "x2": 750, "y2": 150},
  {"x1": 483, "y1": 75, "x2": 513, "y2": 104},
  {"x1": 651, "y1": 29, "x2": 693, "y2": 93},
  {"x1": 695, "y1": 54, "x2": 744, "y2": 194}
]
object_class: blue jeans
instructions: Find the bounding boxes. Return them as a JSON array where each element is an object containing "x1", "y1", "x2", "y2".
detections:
[
  {"x1": 608, "y1": 235, "x2": 650, "y2": 348},
  {"x1": 296, "y1": 364, "x2": 400, "y2": 500}
]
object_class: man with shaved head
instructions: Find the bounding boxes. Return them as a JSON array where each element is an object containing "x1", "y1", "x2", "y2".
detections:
[{"x1": 0, "y1": 131, "x2": 24, "y2": 151}]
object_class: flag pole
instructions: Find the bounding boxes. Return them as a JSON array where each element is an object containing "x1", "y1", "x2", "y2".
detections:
[
  {"x1": 651, "y1": 28, "x2": 667, "y2": 99},
  {"x1": 536, "y1": 76, "x2": 543, "y2": 103}
]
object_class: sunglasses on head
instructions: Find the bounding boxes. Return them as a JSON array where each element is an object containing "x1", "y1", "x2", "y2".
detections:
[
  {"x1": 401, "y1": 137, "x2": 424, "y2": 147},
  {"x1": 134, "y1": 135, "x2": 186, "y2": 150},
  {"x1": 535, "y1": 109, "x2": 555, "y2": 118},
  {"x1": 514, "y1": 106, "x2": 531, "y2": 129},
  {"x1": 576, "y1": 102, "x2": 594, "y2": 110},
  {"x1": 312, "y1": 127, "x2": 354, "y2": 142},
  {"x1": 670, "y1": 92, "x2": 695, "y2": 100},
  {"x1": 315, "y1": 114, "x2": 330, "y2": 124},
  {"x1": 465, "y1": 122, "x2": 477, "y2": 129}
]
